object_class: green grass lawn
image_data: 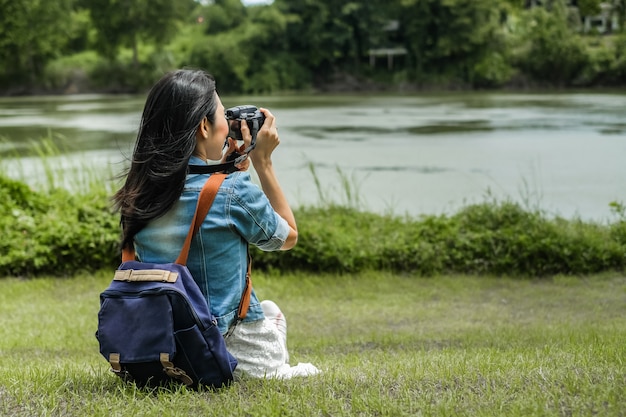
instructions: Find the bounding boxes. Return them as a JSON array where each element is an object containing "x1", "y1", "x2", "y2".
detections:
[{"x1": 0, "y1": 271, "x2": 624, "y2": 416}]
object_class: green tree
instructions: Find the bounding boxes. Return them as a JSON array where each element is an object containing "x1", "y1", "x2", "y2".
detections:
[
  {"x1": 0, "y1": 0, "x2": 75, "y2": 87},
  {"x1": 511, "y1": 0, "x2": 589, "y2": 85},
  {"x1": 83, "y1": 0, "x2": 192, "y2": 67},
  {"x1": 199, "y1": 0, "x2": 247, "y2": 35},
  {"x1": 274, "y1": 0, "x2": 394, "y2": 76},
  {"x1": 184, "y1": 1, "x2": 303, "y2": 93},
  {"x1": 398, "y1": 0, "x2": 509, "y2": 85},
  {"x1": 578, "y1": 0, "x2": 601, "y2": 16}
]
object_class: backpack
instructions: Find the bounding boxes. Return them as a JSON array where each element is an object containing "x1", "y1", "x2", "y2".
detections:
[{"x1": 96, "y1": 174, "x2": 252, "y2": 389}]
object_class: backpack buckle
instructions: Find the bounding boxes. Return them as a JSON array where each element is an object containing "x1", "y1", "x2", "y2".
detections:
[
  {"x1": 160, "y1": 353, "x2": 193, "y2": 386},
  {"x1": 108, "y1": 353, "x2": 133, "y2": 382}
]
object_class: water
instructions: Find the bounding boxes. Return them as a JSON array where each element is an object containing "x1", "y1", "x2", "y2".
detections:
[{"x1": 0, "y1": 92, "x2": 625, "y2": 222}]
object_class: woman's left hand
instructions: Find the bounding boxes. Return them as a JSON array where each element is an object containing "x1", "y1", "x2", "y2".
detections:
[{"x1": 221, "y1": 137, "x2": 250, "y2": 171}]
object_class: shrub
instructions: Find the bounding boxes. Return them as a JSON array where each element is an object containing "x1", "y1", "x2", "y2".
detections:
[
  {"x1": 1, "y1": 174, "x2": 624, "y2": 278},
  {"x1": 43, "y1": 51, "x2": 101, "y2": 92},
  {"x1": 446, "y1": 201, "x2": 625, "y2": 276},
  {"x1": 254, "y1": 200, "x2": 626, "y2": 278},
  {"x1": 0, "y1": 175, "x2": 119, "y2": 277}
]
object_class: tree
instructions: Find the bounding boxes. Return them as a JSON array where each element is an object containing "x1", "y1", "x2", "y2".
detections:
[
  {"x1": 398, "y1": 0, "x2": 508, "y2": 85},
  {"x1": 577, "y1": 0, "x2": 601, "y2": 17},
  {"x1": 0, "y1": 0, "x2": 75, "y2": 87},
  {"x1": 511, "y1": 0, "x2": 589, "y2": 85},
  {"x1": 273, "y1": 0, "x2": 395, "y2": 79},
  {"x1": 199, "y1": 0, "x2": 247, "y2": 35},
  {"x1": 83, "y1": 0, "x2": 192, "y2": 67},
  {"x1": 184, "y1": 1, "x2": 302, "y2": 93}
]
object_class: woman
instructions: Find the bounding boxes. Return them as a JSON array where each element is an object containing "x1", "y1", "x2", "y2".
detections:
[{"x1": 113, "y1": 69, "x2": 320, "y2": 379}]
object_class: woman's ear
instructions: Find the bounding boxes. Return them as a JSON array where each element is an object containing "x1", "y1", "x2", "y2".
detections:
[{"x1": 196, "y1": 117, "x2": 211, "y2": 140}]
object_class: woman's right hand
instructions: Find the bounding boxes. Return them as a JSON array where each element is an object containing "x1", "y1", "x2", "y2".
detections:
[
  {"x1": 242, "y1": 108, "x2": 297, "y2": 249},
  {"x1": 249, "y1": 108, "x2": 279, "y2": 167}
]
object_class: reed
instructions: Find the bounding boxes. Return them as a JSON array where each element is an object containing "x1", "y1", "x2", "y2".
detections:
[
  {"x1": 0, "y1": 133, "x2": 118, "y2": 194},
  {"x1": 1, "y1": 137, "x2": 625, "y2": 278}
]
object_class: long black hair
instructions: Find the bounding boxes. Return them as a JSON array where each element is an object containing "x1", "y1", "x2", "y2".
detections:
[{"x1": 114, "y1": 69, "x2": 218, "y2": 250}]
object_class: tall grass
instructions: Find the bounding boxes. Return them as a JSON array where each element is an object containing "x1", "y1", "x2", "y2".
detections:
[
  {"x1": 1, "y1": 137, "x2": 625, "y2": 277},
  {"x1": 0, "y1": 133, "x2": 118, "y2": 194},
  {"x1": 308, "y1": 162, "x2": 366, "y2": 210},
  {"x1": 0, "y1": 271, "x2": 624, "y2": 416}
]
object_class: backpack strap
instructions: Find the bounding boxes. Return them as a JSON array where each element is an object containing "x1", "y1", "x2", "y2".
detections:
[
  {"x1": 121, "y1": 174, "x2": 226, "y2": 263},
  {"x1": 121, "y1": 173, "x2": 252, "y2": 320},
  {"x1": 180, "y1": 174, "x2": 251, "y2": 320},
  {"x1": 237, "y1": 248, "x2": 253, "y2": 320},
  {"x1": 175, "y1": 173, "x2": 226, "y2": 265}
]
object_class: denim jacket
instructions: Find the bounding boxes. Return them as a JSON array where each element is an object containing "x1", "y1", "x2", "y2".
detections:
[{"x1": 134, "y1": 156, "x2": 290, "y2": 334}]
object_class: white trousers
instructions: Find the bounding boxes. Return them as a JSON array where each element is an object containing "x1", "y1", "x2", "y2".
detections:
[{"x1": 224, "y1": 300, "x2": 320, "y2": 379}]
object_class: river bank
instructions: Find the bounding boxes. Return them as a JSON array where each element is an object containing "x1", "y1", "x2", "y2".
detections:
[{"x1": 3, "y1": 69, "x2": 626, "y2": 97}]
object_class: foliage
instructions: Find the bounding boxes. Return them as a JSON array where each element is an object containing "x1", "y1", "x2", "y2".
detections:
[
  {"x1": 578, "y1": 0, "x2": 602, "y2": 16},
  {"x1": 610, "y1": 32, "x2": 626, "y2": 79},
  {"x1": 42, "y1": 51, "x2": 101, "y2": 92},
  {"x1": 253, "y1": 201, "x2": 626, "y2": 277},
  {"x1": 398, "y1": 0, "x2": 511, "y2": 87},
  {"x1": 82, "y1": 0, "x2": 192, "y2": 67},
  {"x1": 509, "y1": 2, "x2": 590, "y2": 85},
  {"x1": 179, "y1": 1, "x2": 311, "y2": 93},
  {"x1": 275, "y1": 0, "x2": 392, "y2": 75},
  {"x1": 2, "y1": 0, "x2": 626, "y2": 93},
  {"x1": 1, "y1": 171, "x2": 624, "y2": 277},
  {"x1": 0, "y1": 175, "x2": 119, "y2": 276},
  {"x1": 0, "y1": 0, "x2": 75, "y2": 88},
  {"x1": 446, "y1": 200, "x2": 625, "y2": 275},
  {"x1": 199, "y1": 0, "x2": 247, "y2": 35}
]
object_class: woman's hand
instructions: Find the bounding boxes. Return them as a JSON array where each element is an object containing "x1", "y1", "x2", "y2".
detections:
[
  {"x1": 221, "y1": 136, "x2": 250, "y2": 171},
  {"x1": 241, "y1": 108, "x2": 297, "y2": 249},
  {"x1": 249, "y1": 108, "x2": 279, "y2": 168}
]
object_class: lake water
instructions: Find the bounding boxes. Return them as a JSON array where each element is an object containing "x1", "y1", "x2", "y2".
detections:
[{"x1": 0, "y1": 92, "x2": 625, "y2": 222}]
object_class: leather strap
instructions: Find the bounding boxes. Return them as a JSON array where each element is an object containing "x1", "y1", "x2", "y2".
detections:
[
  {"x1": 160, "y1": 353, "x2": 193, "y2": 386},
  {"x1": 176, "y1": 174, "x2": 226, "y2": 265},
  {"x1": 120, "y1": 173, "x2": 252, "y2": 320},
  {"x1": 121, "y1": 174, "x2": 226, "y2": 263},
  {"x1": 237, "y1": 250, "x2": 252, "y2": 320},
  {"x1": 113, "y1": 269, "x2": 179, "y2": 283}
]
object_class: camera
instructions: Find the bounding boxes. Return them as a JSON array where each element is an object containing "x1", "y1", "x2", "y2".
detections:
[{"x1": 225, "y1": 105, "x2": 265, "y2": 150}]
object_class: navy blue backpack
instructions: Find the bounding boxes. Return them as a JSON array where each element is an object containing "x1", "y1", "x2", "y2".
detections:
[{"x1": 96, "y1": 174, "x2": 251, "y2": 389}]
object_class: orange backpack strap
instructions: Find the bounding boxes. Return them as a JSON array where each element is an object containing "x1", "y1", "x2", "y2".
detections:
[
  {"x1": 237, "y1": 250, "x2": 253, "y2": 320},
  {"x1": 175, "y1": 174, "x2": 226, "y2": 265},
  {"x1": 121, "y1": 173, "x2": 252, "y2": 321},
  {"x1": 121, "y1": 174, "x2": 226, "y2": 263},
  {"x1": 178, "y1": 173, "x2": 252, "y2": 321}
]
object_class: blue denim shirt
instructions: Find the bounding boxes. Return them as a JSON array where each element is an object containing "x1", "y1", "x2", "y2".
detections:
[{"x1": 134, "y1": 156, "x2": 290, "y2": 334}]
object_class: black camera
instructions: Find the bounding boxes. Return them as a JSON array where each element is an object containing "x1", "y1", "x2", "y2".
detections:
[{"x1": 225, "y1": 105, "x2": 265, "y2": 150}]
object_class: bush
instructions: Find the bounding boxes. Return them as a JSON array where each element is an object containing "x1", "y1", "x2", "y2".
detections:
[
  {"x1": 253, "y1": 200, "x2": 626, "y2": 277},
  {"x1": 43, "y1": 51, "x2": 101, "y2": 93},
  {"x1": 0, "y1": 174, "x2": 624, "y2": 278},
  {"x1": 446, "y1": 201, "x2": 625, "y2": 275},
  {"x1": 472, "y1": 51, "x2": 513, "y2": 88},
  {"x1": 0, "y1": 175, "x2": 119, "y2": 277}
]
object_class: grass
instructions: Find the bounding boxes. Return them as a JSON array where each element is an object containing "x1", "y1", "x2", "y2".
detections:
[
  {"x1": 0, "y1": 271, "x2": 624, "y2": 416},
  {"x1": 0, "y1": 135, "x2": 119, "y2": 195}
]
